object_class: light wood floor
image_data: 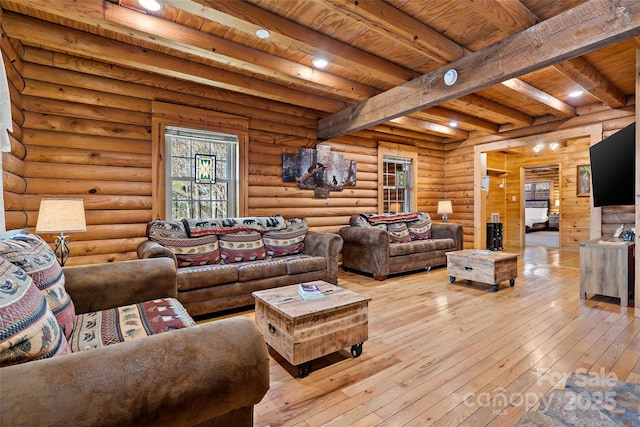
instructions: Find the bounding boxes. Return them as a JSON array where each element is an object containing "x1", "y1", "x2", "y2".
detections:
[{"x1": 226, "y1": 245, "x2": 640, "y2": 426}]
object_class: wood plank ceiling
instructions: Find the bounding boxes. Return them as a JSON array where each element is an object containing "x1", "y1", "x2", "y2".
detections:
[{"x1": 2, "y1": 0, "x2": 640, "y2": 147}]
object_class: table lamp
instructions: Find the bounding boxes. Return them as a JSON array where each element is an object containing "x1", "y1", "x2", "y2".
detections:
[
  {"x1": 35, "y1": 198, "x2": 86, "y2": 266},
  {"x1": 437, "y1": 200, "x2": 453, "y2": 223}
]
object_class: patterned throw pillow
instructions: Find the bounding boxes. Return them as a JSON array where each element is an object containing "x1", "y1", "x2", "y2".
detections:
[
  {"x1": 219, "y1": 231, "x2": 267, "y2": 264},
  {"x1": 263, "y1": 217, "x2": 309, "y2": 258},
  {"x1": 0, "y1": 259, "x2": 70, "y2": 367},
  {"x1": 387, "y1": 222, "x2": 411, "y2": 243},
  {"x1": 350, "y1": 215, "x2": 386, "y2": 230},
  {"x1": 408, "y1": 212, "x2": 432, "y2": 240},
  {"x1": 69, "y1": 298, "x2": 195, "y2": 352},
  {"x1": 0, "y1": 230, "x2": 76, "y2": 339},
  {"x1": 361, "y1": 212, "x2": 420, "y2": 226},
  {"x1": 147, "y1": 221, "x2": 220, "y2": 267},
  {"x1": 182, "y1": 215, "x2": 287, "y2": 237}
]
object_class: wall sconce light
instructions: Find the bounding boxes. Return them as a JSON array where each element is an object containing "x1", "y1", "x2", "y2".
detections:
[
  {"x1": 549, "y1": 142, "x2": 560, "y2": 151},
  {"x1": 36, "y1": 198, "x2": 87, "y2": 266},
  {"x1": 532, "y1": 144, "x2": 544, "y2": 153},
  {"x1": 437, "y1": 200, "x2": 453, "y2": 222},
  {"x1": 555, "y1": 199, "x2": 560, "y2": 207}
]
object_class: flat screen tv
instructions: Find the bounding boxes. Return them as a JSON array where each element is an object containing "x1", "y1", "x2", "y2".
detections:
[{"x1": 589, "y1": 122, "x2": 635, "y2": 207}]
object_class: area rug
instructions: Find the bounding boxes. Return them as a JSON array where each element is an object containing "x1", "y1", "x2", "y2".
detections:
[{"x1": 516, "y1": 373, "x2": 640, "y2": 426}]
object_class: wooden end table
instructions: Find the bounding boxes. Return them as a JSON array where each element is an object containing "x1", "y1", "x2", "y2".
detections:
[
  {"x1": 252, "y1": 281, "x2": 371, "y2": 377},
  {"x1": 446, "y1": 249, "x2": 518, "y2": 292}
]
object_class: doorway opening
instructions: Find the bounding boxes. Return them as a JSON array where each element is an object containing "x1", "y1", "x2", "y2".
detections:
[
  {"x1": 524, "y1": 164, "x2": 560, "y2": 248},
  {"x1": 473, "y1": 124, "x2": 602, "y2": 250}
]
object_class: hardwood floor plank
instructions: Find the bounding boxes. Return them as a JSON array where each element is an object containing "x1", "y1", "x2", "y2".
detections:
[{"x1": 211, "y1": 245, "x2": 639, "y2": 426}]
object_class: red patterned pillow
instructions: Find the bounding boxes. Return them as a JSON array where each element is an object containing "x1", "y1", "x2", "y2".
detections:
[
  {"x1": 147, "y1": 221, "x2": 220, "y2": 267},
  {"x1": 0, "y1": 230, "x2": 76, "y2": 339},
  {"x1": 263, "y1": 217, "x2": 308, "y2": 258},
  {"x1": 69, "y1": 298, "x2": 194, "y2": 352},
  {"x1": 219, "y1": 231, "x2": 267, "y2": 264},
  {"x1": 0, "y1": 259, "x2": 70, "y2": 366},
  {"x1": 408, "y1": 212, "x2": 432, "y2": 240},
  {"x1": 387, "y1": 222, "x2": 411, "y2": 243}
]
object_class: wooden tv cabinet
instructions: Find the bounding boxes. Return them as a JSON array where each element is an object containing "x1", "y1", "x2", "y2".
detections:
[{"x1": 579, "y1": 237, "x2": 635, "y2": 306}]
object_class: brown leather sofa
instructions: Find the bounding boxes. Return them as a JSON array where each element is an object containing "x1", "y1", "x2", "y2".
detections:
[
  {"x1": 339, "y1": 213, "x2": 463, "y2": 280},
  {"x1": 138, "y1": 215, "x2": 343, "y2": 316},
  {"x1": 0, "y1": 257, "x2": 270, "y2": 427}
]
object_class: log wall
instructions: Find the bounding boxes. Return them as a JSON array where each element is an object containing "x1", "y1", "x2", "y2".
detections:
[
  {"x1": 1, "y1": 21, "x2": 448, "y2": 265},
  {"x1": 485, "y1": 151, "x2": 508, "y2": 226},
  {"x1": 1, "y1": 17, "x2": 635, "y2": 264},
  {"x1": 505, "y1": 136, "x2": 591, "y2": 249},
  {"x1": 2, "y1": 25, "x2": 27, "y2": 233},
  {"x1": 445, "y1": 108, "x2": 635, "y2": 251}
]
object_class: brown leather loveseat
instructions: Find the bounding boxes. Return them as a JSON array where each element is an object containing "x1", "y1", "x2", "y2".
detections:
[{"x1": 339, "y1": 212, "x2": 463, "y2": 280}]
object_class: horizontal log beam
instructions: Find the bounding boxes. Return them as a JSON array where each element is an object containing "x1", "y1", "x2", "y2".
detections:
[
  {"x1": 25, "y1": 178, "x2": 151, "y2": 196},
  {"x1": 318, "y1": 0, "x2": 640, "y2": 139}
]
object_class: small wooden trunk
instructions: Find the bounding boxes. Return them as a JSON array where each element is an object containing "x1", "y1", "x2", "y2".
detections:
[
  {"x1": 253, "y1": 281, "x2": 371, "y2": 367},
  {"x1": 447, "y1": 250, "x2": 518, "y2": 291}
]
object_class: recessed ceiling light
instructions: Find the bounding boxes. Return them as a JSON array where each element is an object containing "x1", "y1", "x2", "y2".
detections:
[
  {"x1": 312, "y1": 57, "x2": 329, "y2": 69},
  {"x1": 449, "y1": 121, "x2": 458, "y2": 128},
  {"x1": 443, "y1": 69, "x2": 458, "y2": 86},
  {"x1": 568, "y1": 90, "x2": 584, "y2": 98},
  {"x1": 138, "y1": 0, "x2": 162, "y2": 11},
  {"x1": 255, "y1": 28, "x2": 271, "y2": 39}
]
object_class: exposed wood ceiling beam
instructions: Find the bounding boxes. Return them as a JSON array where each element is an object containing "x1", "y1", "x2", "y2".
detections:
[
  {"x1": 6, "y1": 0, "x2": 376, "y2": 104},
  {"x1": 471, "y1": 0, "x2": 627, "y2": 109},
  {"x1": 553, "y1": 58, "x2": 627, "y2": 108},
  {"x1": 2, "y1": 11, "x2": 348, "y2": 113},
  {"x1": 389, "y1": 116, "x2": 469, "y2": 140},
  {"x1": 500, "y1": 78, "x2": 575, "y2": 118},
  {"x1": 324, "y1": 0, "x2": 465, "y2": 64},
  {"x1": 325, "y1": 0, "x2": 569, "y2": 124},
  {"x1": 469, "y1": 0, "x2": 539, "y2": 35},
  {"x1": 451, "y1": 94, "x2": 534, "y2": 126},
  {"x1": 317, "y1": 0, "x2": 640, "y2": 139},
  {"x1": 164, "y1": 0, "x2": 416, "y2": 86},
  {"x1": 165, "y1": 0, "x2": 473, "y2": 136},
  {"x1": 412, "y1": 108, "x2": 500, "y2": 134}
]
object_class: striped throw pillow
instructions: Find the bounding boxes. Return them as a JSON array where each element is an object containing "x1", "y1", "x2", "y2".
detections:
[
  {"x1": 0, "y1": 259, "x2": 70, "y2": 366},
  {"x1": 0, "y1": 230, "x2": 76, "y2": 339}
]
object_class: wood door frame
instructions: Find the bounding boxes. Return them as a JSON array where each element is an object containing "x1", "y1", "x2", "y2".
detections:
[
  {"x1": 521, "y1": 164, "x2": 561, "y2": 248},
  {"x1": 473, "y1": 124, "x2": 603, "y2": 249}
]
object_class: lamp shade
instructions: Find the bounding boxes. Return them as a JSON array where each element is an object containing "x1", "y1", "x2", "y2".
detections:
[
  {"x1": 437, "y1": 200, "x2": 453, "y2": 215},
  {"x1": 36, "y1": 199, "x2": 87, "y2": 233}
]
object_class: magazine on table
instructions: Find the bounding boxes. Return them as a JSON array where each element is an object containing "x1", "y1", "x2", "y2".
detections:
[{"x1": 298, "y1": 282, "x2": 324, "y2": 299}]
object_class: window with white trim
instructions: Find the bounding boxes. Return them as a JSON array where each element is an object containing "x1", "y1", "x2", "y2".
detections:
[
  {"x1": 165, "y1": 126, "x2": 238, "y2": 220},
  {"x1": 382, "y1": 155, "x2": 413, "y2": 213}
]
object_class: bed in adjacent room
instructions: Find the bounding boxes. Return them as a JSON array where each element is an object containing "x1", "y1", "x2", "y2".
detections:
[{"x1": 525, "y1": 199, "x2": 549, "y2": 232}]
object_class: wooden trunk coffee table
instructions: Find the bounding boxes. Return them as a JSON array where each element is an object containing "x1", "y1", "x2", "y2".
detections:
[
  {"x1": 446, "y1": 249, "x2": 518, "y2": 292},
  {"x1": 252, "y1": 281, "x2": 371, "y2": 377}
]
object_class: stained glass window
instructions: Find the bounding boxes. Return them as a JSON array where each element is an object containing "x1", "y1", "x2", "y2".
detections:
[{"x1": 166, "y1": 126, "x2": 237, "y2": 220}]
